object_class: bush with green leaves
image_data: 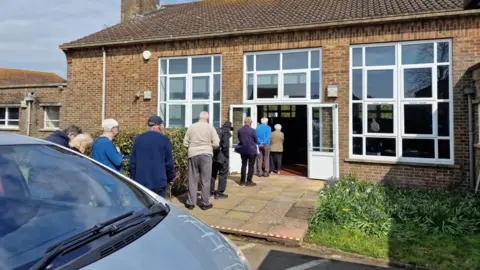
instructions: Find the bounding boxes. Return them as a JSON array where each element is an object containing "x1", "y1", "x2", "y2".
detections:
[
  {"x1": 90, "y1": 128, "x2": 188, "y2": 195},
  {"x1": 310, "y1": 175, "x2": 480, "y2": 237}
]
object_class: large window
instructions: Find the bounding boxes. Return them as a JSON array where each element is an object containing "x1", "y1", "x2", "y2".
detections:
[
  {"x1": 0, "y1": 107, "x2": 20, "y2": 129},
  {"x1": 44, "y1": 106, "x2": 60, "y2": 129},
  {"x1": 244, "y1": 49, "x2": 322, "y2": 102},
  {"x1": 159, "y1": 55, "x2": 222, "y2": 128},
  {"x1": 350, "y1": 40, "x2": 453, "y2": 164}
]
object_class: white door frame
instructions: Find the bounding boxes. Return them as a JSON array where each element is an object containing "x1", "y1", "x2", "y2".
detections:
[
  {"x1": 307, "y1": 103, "x2": 339, "y2": 180},
  {"x1": 229, "y1": 104, "x2": 258, "y2": 173}
]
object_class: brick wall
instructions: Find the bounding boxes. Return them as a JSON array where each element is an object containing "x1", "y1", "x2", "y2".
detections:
[
  {"x1": 0, "y1": 85, "x2": 67, "y2": 138},
  {"x1": 65, "y1": 15, "x2": 480, "y2": 187}
]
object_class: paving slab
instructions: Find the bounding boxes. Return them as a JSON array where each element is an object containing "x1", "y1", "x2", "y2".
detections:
[{"x1": 172, "y1": 176, "x2": 325, "y2": 245}]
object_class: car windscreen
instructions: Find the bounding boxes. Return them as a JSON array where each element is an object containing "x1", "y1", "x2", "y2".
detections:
[{"x1": 0, "y1": 144, "x2": 153, "y2": 270}]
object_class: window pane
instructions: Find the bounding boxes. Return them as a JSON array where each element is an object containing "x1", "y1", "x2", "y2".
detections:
[
  {"x1": 257, "y1": 74, "x2": 278, "y2": 99},
  {"x1": 283, "y1": 52, "x2": 308, "y2": 70},
  {"x1": 404, "y1": 104, "x2": 432, "y2": 134},
  {"x1": 169, "y1": 58, "x2": 187, "y2": 74},
  {"x1": 214, "y1": 75, "x2": 221, "y2": 101},
  {"x1": 256, "y1": 54, "x2": 280, "y2": 71},
  {"x1": 159, "y1": 104, "x2": 166, "y2": 122},
  {"x1": 192, "y1": 104, "x2": 209, "y2": 123},
  {"x1": 169, "y1": 77, "x2": 186, "y2": 100},
  {"x1": 366, "y1": 138, "x2": 396, "y2": 156},
  {"x1": 352, "y1": 69, "x2": 362, "y2": 100},
  {"x1": 159, "y1": 77, "x2": 167, "y2": 101},
  {"x1": 367, "y1": 104, "x2": 394, "y2": 134},
  {"x1": 403, "y1": 68, "x2": 432, "y2": 98},
  {"x1": 160, "y1": 60, "x2": 167, "y2": 75},
  {"x1": 213, "y1": 103, "x2": 221, "y2": 128},
  {"x1": 310, "y1": 71, "x2": 320, "y2": 99},
  {"x1": 192, "y1": 76, "x2": 210, "y2": 100},
  {"x1": 312, "y1": 107, "x2": 333, "y2": 152},
  {"x1": 402, "y1": 139, "x2": 434, "y2": 159},
  {"x1": 232, "y1": 107, "x2": 251, "y2": 145},
  {"x1": 437, "y1": 66, "x2": 449, "y2": 99},
  {"x1": 367, "y1": 70, "x2": 393, "y2": 99},
  {"x1": 352, "y1": 48, "x2": 362, "y2": 67},
  {"x1": 168, "y1": 105, "x2": 185, "y2": 127},
  {"x1": 438, "y1": 102, "x2": 449, "y2": 136},
  {"x1": 8, "y1": 120, "x2": 19, "y2": 127},
  {"x1": 402, "y1": 43, "x2": 434, "y2": 64},
  {"x1": 0, "y1": 108, "x2": 6, "y2": 119},
  {"x1": 437, "y1": 42, "x2": 449, "y2": 63},
  {"x1": 352, "y1": 103, "x2": 362, "y2": 135},
  {"x1": 247, "y1": 55, "x2": 254, "y2": 72},
  {"x1": 438, "y1": 140, "x2": 450, "y2": 159},
  {"x1": 46, "y1": 107, "x2": 60, "y2": 121},
  {"x1": 214, "y1": 56, "x2": 221, "y2": 72},
  {"x1": 353, "y1": 137, "x2": 363, "y2": 155},
  {"x1": 366, "y1": 46, "x2": 395, "y2": 66},
  {"x1": 311, "y1": 50, "x2": 320, "y2": 68},
  {"x1": 9, "y1": 108, "x2": 19, "y2": 120},
  {"x1": 284, "y1": 73, "x2": 306, "y2": 98},
  {"x1": 192, "y1": 57, "x2": 211, "y2": 73},
  {"x1": 247, "y1": 74, "x2": 254, "y2": 100},
  {"x1": 0, "y1": 120, "x2": 5, "y2": 125},
  {"x1": 45, "y1": 120, "x2": 59, "y2": 128}
]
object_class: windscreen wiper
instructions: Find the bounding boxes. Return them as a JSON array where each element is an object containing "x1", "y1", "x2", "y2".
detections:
[
  {"x1": 108, "y1": 202, "x2": 169, "y2": 236},
  {"x1": 31, "y1": 211, "x2": 134, "y2": 270}
]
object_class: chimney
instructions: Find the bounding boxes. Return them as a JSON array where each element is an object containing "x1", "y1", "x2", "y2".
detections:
[{"x1": 121, "y1": 0, "x2": 160, "y2": 22}]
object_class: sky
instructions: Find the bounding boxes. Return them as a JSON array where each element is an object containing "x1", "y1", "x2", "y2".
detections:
[{"x1": 0, "y1": 0, "x2": 196, "y2": 79}]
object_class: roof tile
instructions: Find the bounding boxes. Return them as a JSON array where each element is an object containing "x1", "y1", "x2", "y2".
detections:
[
  {"x1": 0, "y1": 68, "x2": 65, "y2": 87},
  {"x1": 63, "y1": 0, "x2": 465, "y2": 48}
]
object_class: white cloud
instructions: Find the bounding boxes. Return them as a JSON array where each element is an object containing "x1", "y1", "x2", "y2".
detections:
[{"x1": 0, "y1": 0, "x2": 197, "y2": 78}]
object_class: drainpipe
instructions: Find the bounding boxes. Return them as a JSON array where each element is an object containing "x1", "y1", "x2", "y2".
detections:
[
  {"x1": 465, "y1": 84, "x2": 476, "y2": 190},
  {"x1": 24, "y1": 92, "x2": 35, "y2": 136},
  {"x1": 102, "y1": 47, "x2": 106, "y2": 121}
]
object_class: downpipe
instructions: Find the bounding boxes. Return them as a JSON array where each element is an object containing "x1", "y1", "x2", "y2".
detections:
[
  {"x1": 102, "y1": 47, "x2": 106, "y2": 121},
  {"x1": 465, "y1": 84, "x2": 476, "y2": 190}
]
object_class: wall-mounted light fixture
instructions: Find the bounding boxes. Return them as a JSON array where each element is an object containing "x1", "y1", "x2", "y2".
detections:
[{"x1": 142, "y1": 50, "x2": 152, "y2": 61}]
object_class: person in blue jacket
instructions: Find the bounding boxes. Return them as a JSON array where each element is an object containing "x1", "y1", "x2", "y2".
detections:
[
  {"x1": 44, "y1": 125, "x2": 83, "y2": 148},
  {"x1": 128, "y1": 115, "x2": 176, "y2": 198},
  {"x1": 255, "y1": 117, "x2": 272, "y2": 177},
  {"x1": 91, "y1": 119, "x2": 124, "y2": 173}
]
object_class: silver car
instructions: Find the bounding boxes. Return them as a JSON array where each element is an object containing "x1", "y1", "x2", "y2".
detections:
[{"x1": 0, "y1": 133, "x2": 251, "y2": 270}]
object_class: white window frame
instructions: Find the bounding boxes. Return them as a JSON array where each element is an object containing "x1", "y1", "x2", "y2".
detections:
[
  {"x1": 243, "y1": 48, "x2": 322, "y2": 104},
  {"x1": 0, "y1": 106, "x2": 20, "y2": 129},
  {"x1": 43, "y1": 106, "x2": 61, "y2": 130},
  {"x1": 349, "y1": 39, "x2": 454, "y2": 165},
  {"x1": 158, "y1": 54, "x2": 222, "y2": 128}
]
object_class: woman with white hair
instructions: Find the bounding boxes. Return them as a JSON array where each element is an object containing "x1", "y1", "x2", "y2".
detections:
[
  {"x1": 270, "y1": 123, "x2": 284, "y2": 174},
  {"x1": 69, "y1": 133, "x2": 93, "y2": 154}
]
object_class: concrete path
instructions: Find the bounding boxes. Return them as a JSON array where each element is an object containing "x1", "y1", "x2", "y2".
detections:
[
  {"x1": 171, "y1": 175, "x2": 324, "y2": 244},
  {"x1": 232, "y1": 239, "x2": 398, "y2": 270}
]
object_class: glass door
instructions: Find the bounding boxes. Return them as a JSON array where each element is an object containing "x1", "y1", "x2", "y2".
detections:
[{"x1": 229, "y1": 105, "x2": 257, "y2": 173}]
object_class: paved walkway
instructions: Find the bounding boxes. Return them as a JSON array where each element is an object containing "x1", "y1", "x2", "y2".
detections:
[{"x1": 172, "y1": 175, "x2": 324, "y2": 243}]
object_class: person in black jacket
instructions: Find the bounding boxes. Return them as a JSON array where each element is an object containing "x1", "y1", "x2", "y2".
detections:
[
  {"x1": 44, "y1": 125, "x2": 83, "y2": 148},
  {"x1": 211, "y1": 121, "x2": 233, "y2": 199}
]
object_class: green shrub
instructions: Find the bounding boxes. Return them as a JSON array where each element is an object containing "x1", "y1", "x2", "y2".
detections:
[
  {"x1": 90, "y1": 128, "x2": 188, "y2": 195},
  {"x1": 310, "y1": 175, "x2": 480, "y2": 237}
]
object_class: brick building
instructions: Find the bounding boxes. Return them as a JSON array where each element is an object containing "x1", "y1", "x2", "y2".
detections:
[
  {"x1": 0, "y1": 68, "x2": 67, "y2": 138},
  {"x1": 61, "y1": 0, "x2": 480, "y2": 188}
]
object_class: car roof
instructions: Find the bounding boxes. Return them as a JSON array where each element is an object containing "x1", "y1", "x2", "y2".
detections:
[{"x1": 0, "y1": 133, "x2": 51, "y2": 146}]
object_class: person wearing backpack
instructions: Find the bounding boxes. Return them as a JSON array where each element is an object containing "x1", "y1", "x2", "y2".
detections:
[{"x1": 211, "y1": 121, "x2": 233, "y2": 199}]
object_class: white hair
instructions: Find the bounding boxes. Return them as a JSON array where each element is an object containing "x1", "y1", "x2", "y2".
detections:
[
  {"x1": 69, "y1": 133, "x2": 93, "y2": 148},
  {"x1": 102, "y1": 119, "x2": 119, "y2": 132},
  {"x1": 199, "y1": 111, "x2": 209, "y2": 120},
  {"x1": 274, "y1": 124, "x2": 282, "y2": 131},
  {"x1": 261, "y1": 117, "x2": 268, "y2": 124}
]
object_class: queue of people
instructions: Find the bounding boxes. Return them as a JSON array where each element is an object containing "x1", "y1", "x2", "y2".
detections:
[{"x1": 42, "y1": 111, "x2": 284, "y2": 212}]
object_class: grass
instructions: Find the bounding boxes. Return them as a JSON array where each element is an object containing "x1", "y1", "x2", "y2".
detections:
[{"x1": 306, "y1": 222, "x2": 480, "y2": 270}]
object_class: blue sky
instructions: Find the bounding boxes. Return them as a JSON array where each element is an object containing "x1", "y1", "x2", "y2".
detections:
[{"x1": 0, "y1": 0, "x2": 196, "y2": 78}]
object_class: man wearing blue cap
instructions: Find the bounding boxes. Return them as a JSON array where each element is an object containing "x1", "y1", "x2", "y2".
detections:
[{"x1": 128, "y1": 115, "x2": 175, "y2": 198}]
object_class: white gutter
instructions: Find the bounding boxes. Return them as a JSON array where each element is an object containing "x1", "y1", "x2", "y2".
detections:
[
  {"x1": 26, "y1": 101, "x2": 31, "y2": 136},
  {"x1": 102, "y1": 47, "x2": 106, "y2": 121}
]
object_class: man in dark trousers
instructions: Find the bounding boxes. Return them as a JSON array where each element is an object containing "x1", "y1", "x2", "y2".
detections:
[
  {"x1": 44, "y1": 124, "x2": 83, "y2": 148},
  {"x1": 211, "y1": 121, "x2": 233, "y2": 199},
  {"x1": 235, "y1": 117, "x2": 258, "y2": 186},
  {"x1": 128, "y1": 115, "x2": 175, "y2": 198}
]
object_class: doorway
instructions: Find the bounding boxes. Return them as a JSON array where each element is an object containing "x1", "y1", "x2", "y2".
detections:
[{"x1": 257, "y1": 105, "x2": 308, "y2": 177}]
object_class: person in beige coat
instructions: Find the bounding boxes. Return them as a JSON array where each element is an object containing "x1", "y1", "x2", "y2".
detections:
[
  {"x1": 270, "y1": 124, "x2": 284, "y2": 174},
  {"x1": 183, "y1": 111, "x2": 220, "y2": 210}
]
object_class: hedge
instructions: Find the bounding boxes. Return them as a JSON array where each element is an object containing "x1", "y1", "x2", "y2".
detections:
[{"x1": 90, "y1": 128, "x2": 189, "y2": 195}]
